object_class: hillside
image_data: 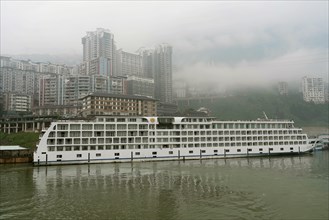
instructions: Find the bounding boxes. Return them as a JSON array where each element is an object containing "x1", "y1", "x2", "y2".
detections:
[
  {"x1": 0, "y1": 132, "x2": 40, "y2": 150},
  {"x1": 177, "y1": 88, "x2": 329, "y2": 127}
]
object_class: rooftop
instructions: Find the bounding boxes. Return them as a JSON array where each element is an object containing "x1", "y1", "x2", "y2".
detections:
[
  {"x1": 82, "y1": 92, "x2": 157, "y2": 101},
  {"x1": 0, "y1": 146, "x2": 28, "y2": 151}
]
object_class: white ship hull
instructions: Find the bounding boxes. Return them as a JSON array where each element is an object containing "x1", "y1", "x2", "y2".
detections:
[{"x1": 33, "y1": 116, "x2": 315, "y2": 166}]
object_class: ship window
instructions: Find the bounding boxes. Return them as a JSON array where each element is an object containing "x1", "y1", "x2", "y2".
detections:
[
  {"x1": 74, "y1": 146, "x2": 80, "y2": 151},
  {"x1": 98, "y1": 146, "x2": 104, "y2": 150},
  {"x1": 280, "y1": 148, "x2": 284, "y2": 151},
  {"x1": 169, "y1": 151, "x2": 173, "y2": 155},
  {"x1": 82, "y1": 146, "x2": 88, "y2": 151},
  {"x1": 114, "y1": 153, "x2": 120, "y2": 156},
  {"x1": 94, "y1": 124, "x2": 104, "y2": 130},
  {"x1": 237, "y1": 149, "x2": 241, "y2": 152},
  {"x1": 290, "y1": 147, "x2": 293, "y2": 150},
  {"x1": 214, "y1": 150, "x2": 218, "y2": 153},
  {"x1": 58, "y1": 125, "x2": 68, "y2": 130},
  {"x1": 189, "y1": 151, "x2": 193, "y2": 154},
  {"x1": 56, "y1": 155, "x2": 62, "y2": 158},
  {"x1": 70, "y1": 124, "x2": 81, "y2": 130},
  {"x1": 152, "y1": 152, "x2": 157, "y2": 155},
  {"x1": 259, "y1": 148, "x2": 263, "y2": 151},
  {"x1": 82, "y1": 124, "x2": 92, "y2": 130},
  {"x1": 135, "y1": 152, "x2": 140, "y2": 155},
  {"x1": 269, "y1": 148, "x2": 273, "y2": 151},
  {"x1": 77, "y1": 154, "x2": 82, "y2": 158},
  {"x1": 96, "y1": 153, "x2": 101, "y2": 157},
  {"x1": 225, "y1": 149, "x2": 230, "y2": 152},
  {"x1": 248, "y1": 149, "x2": 252, "y2": 152},
  {"x1": 90, "y1": 146, "x2": 96, "y2": 150},
  {"x1": 201, "y1": 150, "x2": 206, "y2": 153}
]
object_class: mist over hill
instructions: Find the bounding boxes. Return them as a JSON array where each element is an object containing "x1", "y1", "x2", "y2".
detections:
[{"x1": 177, "y1": 87, "x2": 329, "y2": 127}]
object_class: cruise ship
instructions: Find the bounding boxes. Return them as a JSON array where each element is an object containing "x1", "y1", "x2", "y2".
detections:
[{"x1": 33, "y1": 116, "x2": 315, "y2": 166}]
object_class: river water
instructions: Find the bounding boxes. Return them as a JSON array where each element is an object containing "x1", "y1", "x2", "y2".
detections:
[{"x1": 1, "y1": 151, "x2": 328, "y2": 220}]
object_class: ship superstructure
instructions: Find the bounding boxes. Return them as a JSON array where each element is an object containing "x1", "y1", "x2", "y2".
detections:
[{"x1": 34, "y1": 116, "x2": 314, "y2": 165}]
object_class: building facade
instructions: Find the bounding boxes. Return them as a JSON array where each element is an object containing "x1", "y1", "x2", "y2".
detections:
[
  {"x1": 142, "y1": 44, "x2": 173, "y2": 103},
  {"x1": 81, "y1": 93, "x2": 157, "y2": 117},
  {"x1": 126, "y1": 75, "x2": 154, "y2": 98},
  {"x1": 109, "y1": 76, "x2": 127, "y2": 95},
  {"x1": 39, "y1": 74, "x2": 65, "y2": 106},
  {"x1": 116, "y1": 49, "x2": 143, "y2": 77},
  {"x1": 0, "y1": 56, "x2": 74, "y2": 75},
  {"x1": 82, "y1": 28, "x2": 116, "y2": 76},
  {"x1": 302, "y1": 76, "x2": 325, "y2": 104},
  {"x1": 33, "y1": 105, "x2": 81, "y2": 117},
  {"x1": 2, "y1": 92, "x2": 33, "y2": 112},
  {"x1": 278, "y1": 81, "x2": 288, "y2": 96}
]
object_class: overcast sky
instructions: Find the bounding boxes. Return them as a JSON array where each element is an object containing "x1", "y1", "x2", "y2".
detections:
[{"x1": 1, "y1": 1, "x2": 328, "y2": 87}]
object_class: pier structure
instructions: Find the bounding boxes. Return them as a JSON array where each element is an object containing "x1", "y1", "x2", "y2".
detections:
[{"x1": 0, "y1": 116, "x2": 55, "y2": 134}]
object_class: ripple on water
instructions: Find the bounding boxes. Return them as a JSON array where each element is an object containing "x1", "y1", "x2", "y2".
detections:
[{"x1": 0, "y1": 153, "x2": 328, "y2": 220}]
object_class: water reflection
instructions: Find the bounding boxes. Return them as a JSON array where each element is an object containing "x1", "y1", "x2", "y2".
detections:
[
  {"x1": 30, "y1": 155, "x2": 321, "y2": 219},
  {"x1": 1, "y1": 153, "x2": 327, "y2": 220},
  {"x1": 33, "y1": 155, "x2": 314, "y2": 190}
]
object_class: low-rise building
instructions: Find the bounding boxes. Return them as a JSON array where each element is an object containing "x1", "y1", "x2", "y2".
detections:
[
  {"x1": 81, "y1": 93, "x2": 157, "y2": 117},
  {"x1": 32, "y1": 105, "x2": 82, "y2": 117}
]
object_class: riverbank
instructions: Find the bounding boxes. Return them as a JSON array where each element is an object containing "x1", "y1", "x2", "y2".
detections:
[{"x1": 0, "y1": 132, "x2": 39, "y2": 150}]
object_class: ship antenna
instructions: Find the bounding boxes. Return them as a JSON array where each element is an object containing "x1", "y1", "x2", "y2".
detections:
[{"x1": 263, "y1": 111, "x2": 269, "y2": 120}]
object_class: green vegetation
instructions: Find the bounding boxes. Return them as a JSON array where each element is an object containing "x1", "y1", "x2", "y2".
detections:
[
  {"x1": 177, "y1": 87, "x2": 329, "y2": 127},
  {"x1": 0, "y1": 132, "x2": 40, "y2": 150}
]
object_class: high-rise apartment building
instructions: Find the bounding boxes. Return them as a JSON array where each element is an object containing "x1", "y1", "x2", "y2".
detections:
[
  {"x1": 0, "y1": 56, "x2": 74, "y2": 74},
  {"x1": 152, "y1": 44, "x2": 173, "y2": 103},
  {"x1": 126, "y1": 75, "x2": 154, "y2": 98},
  {"x1": 116, "y1": 49, "x2": 143, "y2": 77},
  {"x1": 0, "y1": 67, "x2": 40, "y2": 96},
  {"x1": 82, "y1": 28, "x2": 116, "y2": 76},
  {"x1": 139, "y1": 45, "x2": 173, "y2": 103},
  {"x1": 80, "y1": 30, "x2": 173, "y2": 104},
  {"x1": 64, "y1": 75, "x2": 109, "y2": 106},
  {"x1": 278, "y1": 81, "x2": 288, "y2": 96},
  {"x1": 140, "y1": 49, "x2": 154, "y2": 79},
  {"x1": 109, "y1": 76, "x2": 127, "y2": 95},
  {"x1": 325, "y1": 83, "x2": 329, "y2": 102},
  {"x1": 39, "y1": 74, "x2": 65, "y2": 106},
  {"x1": 2, "y1": 92, "x2": 33, "y2": 112},
  {"x1": 302, "y1": 76, "x2": 325, "y2": 104}
]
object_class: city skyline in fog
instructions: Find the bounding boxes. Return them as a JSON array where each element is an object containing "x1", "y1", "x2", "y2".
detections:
[{"x1": 1, "y1": 1, "x2": 328, "y2": 87}]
